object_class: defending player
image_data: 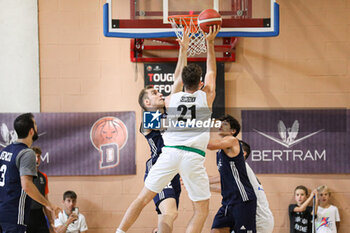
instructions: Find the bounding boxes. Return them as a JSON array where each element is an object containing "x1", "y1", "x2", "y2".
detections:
[
  {"x1": 116, "y1": 25, "x2": 220, "y2": 233},
  {"x1": 210, "y1": 139, "x2": 274, "y2": 233},
  {"x1": 207, "y1": 115, "x2": 257, "y2": 233},
  {"x1": 137, "y1": 30, "x2": 190, "y2": 233}
]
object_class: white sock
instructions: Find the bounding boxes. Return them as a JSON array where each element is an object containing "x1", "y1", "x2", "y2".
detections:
[{"x1": 116, "y1": 229, "x2": 126, "y2": 233}]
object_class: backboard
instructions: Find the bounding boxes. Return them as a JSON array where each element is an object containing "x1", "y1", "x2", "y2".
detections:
[{"x1": 103, "y1": 0, "x2": 279, "y2": 38}]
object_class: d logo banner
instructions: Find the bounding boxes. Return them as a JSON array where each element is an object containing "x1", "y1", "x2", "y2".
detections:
[{"x1": 90, "y1": 117, "x2": 128, "y2": 169}]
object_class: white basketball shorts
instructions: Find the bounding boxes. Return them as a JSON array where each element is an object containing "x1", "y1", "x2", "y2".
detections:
[{"x1": 145, "y1": 147, "x2": 211, "y2": 202}]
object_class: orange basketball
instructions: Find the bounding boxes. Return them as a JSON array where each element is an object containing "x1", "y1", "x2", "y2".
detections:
[{"x1": 198, "y1": 9, "x2": 222, "y2": 33}]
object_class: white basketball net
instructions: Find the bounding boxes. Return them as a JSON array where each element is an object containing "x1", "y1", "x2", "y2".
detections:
[{"x1": 168, "y1": 16, "x2": 206, "y2": 57}]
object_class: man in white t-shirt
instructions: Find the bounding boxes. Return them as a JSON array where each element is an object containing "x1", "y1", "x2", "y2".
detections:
[{"x1": 54, "y1": 190, "x2": 88, "y2": 233}]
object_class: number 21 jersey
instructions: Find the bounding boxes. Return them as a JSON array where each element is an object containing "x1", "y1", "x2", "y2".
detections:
[{"x1": 163, "y1": 90, "x2": 212, "y2": 152}]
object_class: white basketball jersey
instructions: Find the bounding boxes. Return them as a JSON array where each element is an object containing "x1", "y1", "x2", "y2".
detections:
[
  {"x1": 245, "y1": 163, "x2": 274, "y2": 231},
  {"x1": 163, "y1": 90, "x2": 212, "y2": 151}
]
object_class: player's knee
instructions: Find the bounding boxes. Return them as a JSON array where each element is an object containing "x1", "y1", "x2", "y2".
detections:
[
  {"x1": 161, "y1": 209, "x2": 178, "y2": 222},
  {"x1": 199, "y1": 207, "x2": 209, "y2": 217},
  {"x1": 135, "y1": 195, "x2": 152, "y2": 207},
  {"x1": 194, "y1": 209, "x2": 209, "y2": 221},
  {"x1": 193, "y1": 200, "x2": 209, "y2": 216},
  {"x1": 168, "y1": 210, "x2": 178, "y2": 221},
  {"x1": 140, "y1": 197, "x2": 151, "y2": 207},
  {"x1": 135, "y1": 187, "x2": 156, "y2": 207}
]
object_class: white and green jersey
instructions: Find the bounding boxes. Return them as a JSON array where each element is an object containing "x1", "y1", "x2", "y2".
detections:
[{"x1": 163, "y1": 90, "x2": 212, "y2": 153}]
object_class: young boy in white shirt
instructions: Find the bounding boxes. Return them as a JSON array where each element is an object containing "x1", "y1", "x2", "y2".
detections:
[
  {"x1": 55, "y1": 191, "x2": 88, "y2": 233},
  {"x1": 316, "y1": 185, "x2": 340, "y2": 233}
]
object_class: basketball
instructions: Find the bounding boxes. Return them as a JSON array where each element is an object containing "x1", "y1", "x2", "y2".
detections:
[{"x1": 198, "y1": 9, "x2": 222, "y2": 33}]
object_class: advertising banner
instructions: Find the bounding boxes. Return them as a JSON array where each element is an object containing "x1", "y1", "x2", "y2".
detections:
[
  {"x1": 144, "y1": 62, "x2": 225, "y2": 118},
  {"x1": 0, "y1": 112, "x2": 136, "y2": 176},
  {"x1": 242, "y1": 109, "x2": 348, "y2": 173}
]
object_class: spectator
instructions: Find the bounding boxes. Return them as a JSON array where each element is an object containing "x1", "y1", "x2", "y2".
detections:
[
  {"x1": 316, "y1": 185, "x2": 340, "y2": 233},
  {"x1": 55, "y1": 191, "x2": 88, "y2": 233},
  {"x1": 289, "y1": 185, "x2": 318, "y2": 233}
]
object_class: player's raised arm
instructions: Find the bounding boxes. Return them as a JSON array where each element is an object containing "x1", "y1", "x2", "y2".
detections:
[
  {"x1": 165, "y1": 29, "x2": 190, "y2": 107},
  {"x1": 207, "y1": 135, "x2": 236, "y2": 151},
  {"x1": 202, "y1": 25, "x2": 220, "y2": 108},
  {"x1": 293, "y1": 189, "x2": 317, "y2": 213},
  {"x1": 172, "y1": 29, "x2": 190, "y2": 93}
]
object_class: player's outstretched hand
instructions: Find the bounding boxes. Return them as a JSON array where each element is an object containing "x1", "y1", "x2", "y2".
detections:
[
  {"x1": 205, "y1": 25, "x2": 220, "y2": 42},
  {"x1": 177, "y1": 28, "x2": 191, "y2": 51}
]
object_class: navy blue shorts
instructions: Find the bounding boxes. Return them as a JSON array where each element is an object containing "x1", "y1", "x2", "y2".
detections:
[
  {"x1": 0, "y1": 223, "x2": 26, "y2": 233},
  {"x1": 144, "y1": 158, "x2": 181, "y2": 214},
  {"x1": 27, "y1": 209, "x2": 50, "y2": 233},
  {"x1": 212, "y1": 200, "x2": 257, "y2": 233}
]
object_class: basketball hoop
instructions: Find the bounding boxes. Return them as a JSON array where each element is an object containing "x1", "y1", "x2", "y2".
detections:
[{"x1": 168, "y1": 15, "x2": 207, "y2": 57}]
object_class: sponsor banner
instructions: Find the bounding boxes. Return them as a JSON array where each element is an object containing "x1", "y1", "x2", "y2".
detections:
[
  {"x1": 0, "y1": 112, "x2": 136, "y2": 176},
  {"x1": 144, "y1": 63, "x2": 225, "y2": 118},
  {"x1": 242, "y1": 109, "x2": 348, "y2": 173}
]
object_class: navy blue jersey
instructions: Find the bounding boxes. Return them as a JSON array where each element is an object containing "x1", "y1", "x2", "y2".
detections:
[
  {"x1": 0, "y1": 143, "x2": 33, "y2": 226},
  {"x1": 217, "y1": 143, "x2": 256, "y2": 206},
  {"x1": 143, "y1": 130, "x2": 164, "y2": 164}
]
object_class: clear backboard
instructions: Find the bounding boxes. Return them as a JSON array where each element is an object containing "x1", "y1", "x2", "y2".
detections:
[{"x1": 103, "y1": 0, "x2": 279, "y2": 38}]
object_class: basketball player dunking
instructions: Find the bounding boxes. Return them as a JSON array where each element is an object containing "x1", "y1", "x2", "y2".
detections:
[
  {"x1": 136, "y1": 30, "x2": 190, "y2": 233},
  {"x1": 116, "y1": 25, "x2": 220, "y2": 233}
]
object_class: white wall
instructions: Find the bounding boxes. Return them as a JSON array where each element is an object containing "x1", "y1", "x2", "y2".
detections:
[{"x1": 0, "y1": 0, "x2": 40, "y2": 112}]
